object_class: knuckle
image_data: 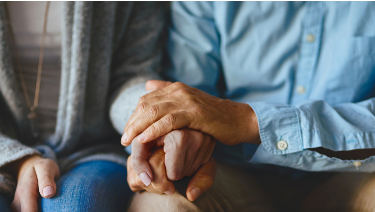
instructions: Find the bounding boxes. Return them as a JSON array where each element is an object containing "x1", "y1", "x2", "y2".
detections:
[
  {"x1": 147, "y1": 105, "x2": 159, "y2": 118},
  {"x1": 147, "y1": 124, "x2": 161, "y2": 137},
  {"x1": 176, "y1": 87, "x2": 190, "y2": 96},
  {"x1": 148, "y1": 156, "x2": 164, "y2": 168},
  {"x1": 173, "y1": 82, "x2": 185, "y2": 88},
  {"x1": 138, "y1": 100, "x2": 148, "y2": 113},
  {"x1": 163, "y1": 114, "x2": 176, "y2": 126},
  {"x1": 192, "y1": 106, "x2": 204, "y2": 118}
]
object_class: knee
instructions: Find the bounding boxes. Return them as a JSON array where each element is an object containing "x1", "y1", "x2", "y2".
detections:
[{"x1": 40, "y1": 161, "x2": 132, "y2": 212}]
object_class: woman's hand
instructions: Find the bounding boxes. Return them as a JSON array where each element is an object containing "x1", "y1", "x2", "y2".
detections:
[
  {"x1": 130, "y1": 129, "x2": 216, "y2": 185},
  {"x1": 127, "y1": 148, "x2": 217, "y2": 201},
  {"x1": 10, "y1": 155, "x2": 60, "y2": 212},
  {"x1": 121, "y1": 80, "x2": 260, "y2": 147}
]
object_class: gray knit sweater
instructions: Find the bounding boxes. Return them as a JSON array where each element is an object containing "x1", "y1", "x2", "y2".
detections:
[{"x1": 0, "y1": 1, "x2": 166, "y2": 198}]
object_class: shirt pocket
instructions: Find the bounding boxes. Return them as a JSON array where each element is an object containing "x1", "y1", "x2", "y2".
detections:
[{"x1": 324, "y1": 36, "x2": 375, "y2": 105}]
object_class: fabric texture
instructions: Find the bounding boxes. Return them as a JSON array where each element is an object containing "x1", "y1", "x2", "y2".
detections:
[
  {"x1": 166, "y1": 1, "x2": 375, "y2": 172},
  {"x1": 128, "y1": 161, "x2": 375, "y2": 212},
  {"x1": 0, "y1": 1, "x2": 167, "y2": 198},
  {"x1": 7, "y1": 1, "x2": 63, "y2": 141},
  {"x1": 40, "y1": 160, "x2": 132, "y2": 212}
]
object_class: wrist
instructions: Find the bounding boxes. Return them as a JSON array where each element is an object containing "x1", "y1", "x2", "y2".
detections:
[
  {"x1": 242, "y1": 103, "x2": 261, "y2": 145},
  {"x1": 9, "y1": 154, "x2": 41, "y2": 180}
]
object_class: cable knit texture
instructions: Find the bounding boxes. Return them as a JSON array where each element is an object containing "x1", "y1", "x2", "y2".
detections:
[{"x1": 0, "y1": 2, "x2": 167, "y2": 198}]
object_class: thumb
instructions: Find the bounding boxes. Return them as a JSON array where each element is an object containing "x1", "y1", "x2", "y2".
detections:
[
  {"x1": 145, "y1": 80, "x2": 173, "y2": 91},
  {"x1": 186, "y1": 157, "x2": 217, "y2": 201},
  {"x1": 131, "y1": 139, "x2": 156, "y2": 186},
  {"x1": 34, "y1": 159, "x2": 60, "y2": 198}
]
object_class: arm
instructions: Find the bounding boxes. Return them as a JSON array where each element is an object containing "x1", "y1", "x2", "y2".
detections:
[
  {"x1": 248, "y1": 98, "x2": 375, "y2": 172},
  {"x1": 121, "y1": 2, "x2": 375, "y2": 172},
  {"x1": 109, "y1": 2, "x2": 168, "y2": 130}
]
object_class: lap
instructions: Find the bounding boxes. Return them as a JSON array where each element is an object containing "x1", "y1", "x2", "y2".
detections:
[
  {"x1": 301, "y1": 172, "x2": 375, "y2": 212},
  {"x1": 128, "y1": 162, "x2": 277, "y2": 212},
  {"x1": 40, "y1": 160, "x2": 132, "y2": 212},
  {"x1": 128, "y1": 161, "x2": 375, "y2": 212}
]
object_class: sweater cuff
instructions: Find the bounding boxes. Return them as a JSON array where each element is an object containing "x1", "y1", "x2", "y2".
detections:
[
  {"x1": 0, "y1": 137, "x2": 40, "y2": 168},
  {"x1": 110, "y1": 83, "x2": 148, "y2": 134}
]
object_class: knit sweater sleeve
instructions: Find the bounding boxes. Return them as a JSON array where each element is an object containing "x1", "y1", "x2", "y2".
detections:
[{"x1": 109, "y1": 2, "x2": 168, "y2": 133}]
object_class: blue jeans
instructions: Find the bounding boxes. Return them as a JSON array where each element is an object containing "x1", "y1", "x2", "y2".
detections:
[{"x1": 0, "y1": 160, "x2": 133, "y2": 212}]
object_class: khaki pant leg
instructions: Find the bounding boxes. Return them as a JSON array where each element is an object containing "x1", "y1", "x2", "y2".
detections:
[
  {"x1": 301, "y1": 172, "x2": 375, "y2": 212},
  {"x1": 127, "y1": 162, "x2": 276, "y2": 212}
]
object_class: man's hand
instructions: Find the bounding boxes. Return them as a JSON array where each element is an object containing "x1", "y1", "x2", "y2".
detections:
[
  {"x1": 9, "y1": 155, "x2": 60, "y2": 212},
  {"x1": 121, "y1": 80, "x2": 260, "y2": 146},
  {"x1": 127, "y1": 148, "x2": 217, "y2": 201},
  {"x1": 130, "y1": 129, "x2": 216, "y2": 186}
]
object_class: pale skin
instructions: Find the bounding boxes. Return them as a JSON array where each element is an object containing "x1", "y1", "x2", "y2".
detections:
[
  {"x1": 3, "y1": 155, "x2": 59, "y2": 212},
  {"x1": 127, "y1": 148, "x2": 217, "y2": 201}
]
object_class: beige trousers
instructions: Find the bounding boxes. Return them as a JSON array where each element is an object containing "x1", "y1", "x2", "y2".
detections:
[{"x1": 127, "y1": 162, "x2": 375, "y2": 212}]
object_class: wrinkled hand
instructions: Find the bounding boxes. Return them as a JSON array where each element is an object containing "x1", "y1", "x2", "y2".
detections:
[
  {"x1": 121, "y1": 80, "x2": 260, "y2": 147},
  {"x1": 127, "y1": 148, "x2": 217, "y2": 201},
  {"x1": 130, "y1": 129, "x2": 216, "y2": 185},
  {"x1": 10, "y1": 155, "x2": 60, "y2": 212}
]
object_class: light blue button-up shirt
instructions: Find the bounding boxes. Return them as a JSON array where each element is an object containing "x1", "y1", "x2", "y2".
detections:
[{"x1": 166, "y1": 2, "x2": 375, "y2": 172}]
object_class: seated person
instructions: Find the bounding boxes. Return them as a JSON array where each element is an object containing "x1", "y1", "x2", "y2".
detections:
[
  {"x1": 0, "y1": 2, "x2": 168, "y2": 212},
  {"x1": 115, "y1": 2, "x2": 375, "y2": 211}
]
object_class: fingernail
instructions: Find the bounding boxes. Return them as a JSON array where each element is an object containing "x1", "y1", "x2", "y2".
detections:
[
  {"x1": 121, "y1": 133, "x2": 128, "y2": 145},
  {"x1": 165, "y1": 190, "x2": 174, "y2": 195},
  {"x1": 43, "y1": 186, "x2": 54, "y2": 197},
  {"x1": 139, "y1": 172, "x2": 151, "y2": 186},
  {"x1": 190, "y1": 187, "x2": 201, "y2": 200},
  {"x1": 137, "y1": 133, "x2": 146, "y2": 143}
]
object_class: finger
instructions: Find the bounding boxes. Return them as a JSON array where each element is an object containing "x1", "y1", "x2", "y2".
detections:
[
  {"x1": 121, "y1": 96, "x2": 172, "y2": 146},
  {"x1": 148, "y1": 148, "x2": 175, "y2": 195},
  {"x1": 127, "y1": 156, "x2": 159, "y2": 193},
  {"x1": 122, "y1": 82, "x2": 185, "y2": 145},
  {"x1": 11, "y1": 168, "x2": 39, "y2": 212},
  {"x1": 34, "y1": 159, "x2": 60, "y2": 198},
  {"x1": 163, "y1": 130, "x2": 188, "y2": 181},
  {"x1": 178, "y1": 130, "x2": 203, "y2": 178},
  {"x1": 185, "y1": 134, "x2": 213, "y2": 177},
  {"x1": 186, "y1": 158, "x2": 217, "y2": 201},
  {"x1": 146, "y1": 80, "x2": 173, "y2": 91},
  {"x1": 138, "y1": 112, "x2": 193, "y2": 144},
  {"x1": 131, "y1": 139, "x2": 155, "y2": 186}
]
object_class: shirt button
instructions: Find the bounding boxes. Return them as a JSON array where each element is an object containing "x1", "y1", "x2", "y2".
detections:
[
  {"x1": 306, "y1": 34, "x2": 315, "y2": 42},
  {"x1": 354, "y1": 161, "x2": 362, "y2": 168},
  {"x1": 297, "y1": 86, "x2": 306, "y2": 94},
  {"x1": 277, "y1": 140, "x2": 288, "y2": 150}
]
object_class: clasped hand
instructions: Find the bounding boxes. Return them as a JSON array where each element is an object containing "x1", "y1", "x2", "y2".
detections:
[{"x1": 124, "y1": 80, "x2": 260, "y2": 201}]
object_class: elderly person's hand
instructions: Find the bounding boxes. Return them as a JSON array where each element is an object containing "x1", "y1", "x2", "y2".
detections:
[
  {"x1": 130, "y1": 129, "x2": 215, "y2": 186},
  {"x1": 127, "y1": 148, "x2": 217, "y2": 201},
  {"x1": 121, "y1": 80, "x2": 261, "y2": 147}
]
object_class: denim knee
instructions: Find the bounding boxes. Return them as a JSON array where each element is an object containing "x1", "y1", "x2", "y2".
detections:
[{"x1": 40, "y1": 160, "x2": 132, "y2": 212}]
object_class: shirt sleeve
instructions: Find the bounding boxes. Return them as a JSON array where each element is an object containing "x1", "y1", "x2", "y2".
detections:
[{"x1": 247, "y1": 98, "x2": 375, "y2": 172}]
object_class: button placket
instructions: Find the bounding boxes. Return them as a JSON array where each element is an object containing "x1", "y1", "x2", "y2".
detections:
[{"x1": 291, "y1": 2, "x2": 325, "y2": 105}]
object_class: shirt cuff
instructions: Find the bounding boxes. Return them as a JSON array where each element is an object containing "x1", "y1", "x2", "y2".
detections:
[{"x1": 248, "y1": 102, "x2": 304, "y2": 156}]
